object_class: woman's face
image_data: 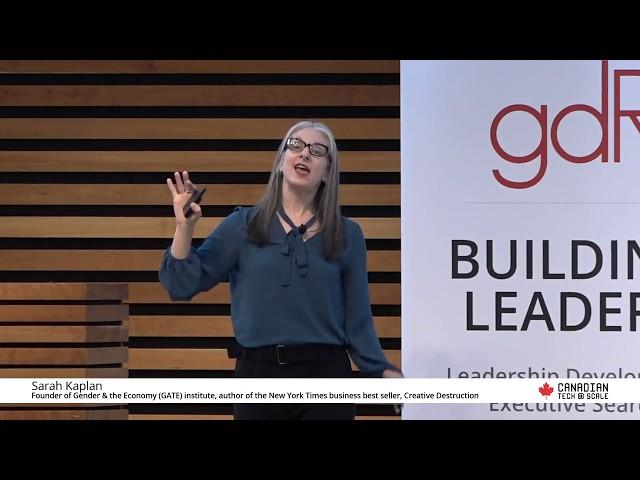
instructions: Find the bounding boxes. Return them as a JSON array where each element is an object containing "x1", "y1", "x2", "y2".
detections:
[{"x1": 281, "y1": 127, "x2": 331, "y2": 193}]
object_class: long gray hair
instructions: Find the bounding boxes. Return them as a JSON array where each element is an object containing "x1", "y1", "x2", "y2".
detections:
[{"x1": 247, "y1": 120, "x2": 343, "y2": 260}]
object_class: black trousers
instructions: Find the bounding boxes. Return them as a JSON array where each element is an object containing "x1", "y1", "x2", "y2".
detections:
[{"x1": 232, "y1": 344, "x2": 355, "y2": 420}]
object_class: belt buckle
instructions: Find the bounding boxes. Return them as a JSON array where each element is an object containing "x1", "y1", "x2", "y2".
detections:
[{"x1": 276, "y1": 345, "x2": 287, "y2": 365}]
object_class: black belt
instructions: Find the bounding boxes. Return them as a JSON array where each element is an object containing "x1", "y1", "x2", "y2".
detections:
[{"x1": 229, "y1": 343, "x2": 347, "y2": 366}]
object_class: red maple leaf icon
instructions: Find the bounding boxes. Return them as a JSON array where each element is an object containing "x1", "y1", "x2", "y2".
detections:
[{"x1": 539, "y1": 382, "x2": 554, "y2": 398}]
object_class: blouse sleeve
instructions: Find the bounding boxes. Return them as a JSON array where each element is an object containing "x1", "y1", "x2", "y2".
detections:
[
  {"x1": 342, "y1": 219, "x2": 400, "y2": 377},
  {"x1": 159, "y1": 207, "x2": 247, "y2": 301}
]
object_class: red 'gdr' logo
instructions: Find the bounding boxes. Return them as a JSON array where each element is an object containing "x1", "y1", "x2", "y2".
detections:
[{"x1": 490, "y1": 61, "x2": 640, "y2": 189}]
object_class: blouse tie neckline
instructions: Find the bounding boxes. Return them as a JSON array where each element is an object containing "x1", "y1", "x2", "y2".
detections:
[{"x1": 278, "y1": 207, "x2": 317, "y2": 287}]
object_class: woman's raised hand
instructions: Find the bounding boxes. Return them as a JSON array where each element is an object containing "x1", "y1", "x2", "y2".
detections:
[{"x1": 166, "y1": 171, "x2": 201, "y2": 227}]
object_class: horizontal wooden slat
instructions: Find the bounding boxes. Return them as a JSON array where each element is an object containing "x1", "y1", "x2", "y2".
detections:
[
  {"x1": 0, "y1": 86, "x2": 399, "y2": 107},
  {"x1": 129, "y1": 348, "x2": 400, "y2": 370},
  {"x1": 0, "y1": 409, "x2": 127, "y2": 420},
  {"x1": 369, "y1": 284, "x2": 401, "y2": 305},
  {"x1": 0, "y1": 283, "x2": 127, "y2": 301},
  {"x1": 0, "y1": 368, "x2": 126, "y2": 378},
  {"x1": 0, "y1": 60, "x2": 399, "y2": 74},
  {"x1": 372, "y1": 316, "x2": 401, "y2": 338},
  {"x1": 129, "y1": 315, "x2": 400, "y2": 338},
  {"x1": 368, "y1": 251, "x2": 400, "y2": 272},
  {"x1": 88, "y1": 409, "x2": 129, "y2": 420},
  {"x1": 0, "y1": 326, "x2": 127, "y2": 342},
  {"x1": 128, "y1": 414, "x2": 398, "y2": 420},
  {"x1": 129, "y1": 414, "x2": 235, "y2": 420},
  {"x1": 355, "y1": 416, "x2": 401, "y2": 420},
  {"x1": 128, "y1": 283, "x2": 227, "y2": 303},
  {"x1": 0, "y1": 118, "x2": 398, "y2": 139},
  {"x1": 0, "y1": 347, "x2": 127, "y2": 365},
  {"x1": 129, "y1": 316, "x2": 234, "y2": 337},
  {"x1": 0, "y1": 217, "x2": 400, "y2": 239},
  {"x1": 125, "y1": 282, "x2": 399, "y2": 305},
  {"x1": 0, "y1": 403, "x2": 124, "y2": 407},
  {"x1": 0, "y1": 151, "x2": 400, "y2": 173},
  {"x1": 0, "y1": 405, "x2": 396, "y2": 418},
  {"x1": 129, "y1": 348, "x2": 234, "y2": 370},
  {"x1": 0, "y1": 250, "x2": 398, "y2": 272},
  {"x1": 0, "y1": 184, "x2": 399, "y2": 206},
  {"x1": 0, "y1": 304, "x2": 127, "y2": 323}
]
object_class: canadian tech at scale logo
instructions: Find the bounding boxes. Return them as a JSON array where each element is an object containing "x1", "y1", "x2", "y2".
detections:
[{"x1": 538, "y1": 382, "x2": 609, "y2": 400}]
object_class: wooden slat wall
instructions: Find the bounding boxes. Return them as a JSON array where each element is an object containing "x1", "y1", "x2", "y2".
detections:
[
  {"x1": 0, "y1": 283, "x2": 129, "y2": 420},
  {"x1": 0, "y1": 184, "x2": 399, "y2": 205},
  {"x1": 0, "y1": 86, "x2": 398, "y2": 107},
  {"x1": 0, "y1": 60, "x2": 400, "y2": 73},
  {"x1": 0, "y1": 60, "x2": 401, "y2": 420},
  {"x1": 0, "y1": 151, "x2": 399, "y2": 172}
]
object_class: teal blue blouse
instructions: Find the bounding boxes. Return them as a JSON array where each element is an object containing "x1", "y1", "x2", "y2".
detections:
[{"x1": 159, "y1": 207, "x2": 397, "y2": 376}]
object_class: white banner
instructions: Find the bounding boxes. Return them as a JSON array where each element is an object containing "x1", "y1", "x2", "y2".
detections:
[
  {"x1": 2, "y1": 378, "x2": 639, "y2": 405},
  {"x1": 401, "y1": 60, "x2": 640, "y2": 419}
]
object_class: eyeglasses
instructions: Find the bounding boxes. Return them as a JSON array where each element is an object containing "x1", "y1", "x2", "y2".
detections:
[{"x1": 286, "y1": 137, "x2": 329, "y2": 157}]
